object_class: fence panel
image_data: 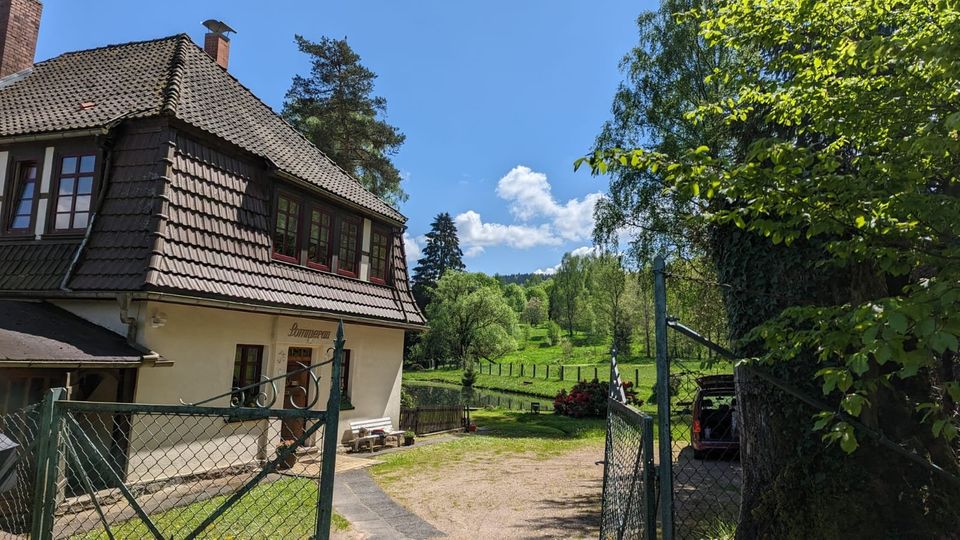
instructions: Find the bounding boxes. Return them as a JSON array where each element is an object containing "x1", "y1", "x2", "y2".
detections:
[
  {"x1": 0, "y1": 403, "x2": 41, "y2": 535},
  {"x1": 600, "y1": 400, "x2": 655, "y2": 540},
  {"x1": 400, "y1": 406, "x2": 465, "y2": 435}
]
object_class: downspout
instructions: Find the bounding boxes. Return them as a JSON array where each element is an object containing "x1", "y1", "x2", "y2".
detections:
[
  {"x1": 117, "y1": 292, "x2": 139, "y2": 346},
  {"x1": 117, "y1": 292, "x2": 167, "y2": 366},
  {"x1": 60, "y1": 132, "x2": 114, "y2": 291}
]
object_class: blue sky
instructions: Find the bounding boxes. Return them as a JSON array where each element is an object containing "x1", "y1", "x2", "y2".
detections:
[{"x1": 36, "y1": 1, "x2": 654, "y2": 275}]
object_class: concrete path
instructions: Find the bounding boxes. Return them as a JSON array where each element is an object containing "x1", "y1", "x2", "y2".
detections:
[{"x1": 334, "y1": 469, "x2": 445, "y2": 539}]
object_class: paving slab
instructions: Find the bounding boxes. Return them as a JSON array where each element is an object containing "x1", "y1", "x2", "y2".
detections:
[{"x1": 334, "y1": 469, "x2": 445, "y2": 539}]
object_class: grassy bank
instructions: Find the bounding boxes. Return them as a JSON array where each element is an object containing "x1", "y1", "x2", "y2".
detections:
[{"x1": 498, "y1": 325, "x2": 653, "y2": 365}]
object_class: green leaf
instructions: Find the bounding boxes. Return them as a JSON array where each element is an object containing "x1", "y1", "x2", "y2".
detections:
[{"x1": 888, "y1": 312, "x2": 908, "y2": 334}]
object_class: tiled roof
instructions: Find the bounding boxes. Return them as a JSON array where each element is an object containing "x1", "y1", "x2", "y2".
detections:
[
  {"x1": 0, "y1": 242, "x2": 77, "y2": 290},
  {"x1": 66, "y1": 128, "x2": 426, "y2": 326},
  {"x1": 0, "y1": 300, "x2": 146, "y2": 365},
  {"x1": 0, "y1": 34, "x2": 404, "y2": 223}
]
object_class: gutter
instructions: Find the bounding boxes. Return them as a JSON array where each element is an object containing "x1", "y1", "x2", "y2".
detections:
[
  {"x1": 0, "y1": 127, "x2": 109, "y2": 145},
  {"x1": 141, "y1": 291, "x2": 427, "y2": 331},
  {"x1": 0, "y1": 289, "x2": 426, "y2": 331}
]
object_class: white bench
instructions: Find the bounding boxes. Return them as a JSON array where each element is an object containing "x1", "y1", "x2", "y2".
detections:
[{"x1": 345, "y1": 417, "x2": 404, "y2": 452}]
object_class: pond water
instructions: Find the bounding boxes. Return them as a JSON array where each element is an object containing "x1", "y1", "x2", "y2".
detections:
[{"x1": 403, "y1": 380, "x2": 554, "y2": 412}]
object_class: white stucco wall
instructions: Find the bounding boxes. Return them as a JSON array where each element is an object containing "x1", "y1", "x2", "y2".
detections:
[{"x1": 54, "y1": 299, "x2": 405, "y2": 482}]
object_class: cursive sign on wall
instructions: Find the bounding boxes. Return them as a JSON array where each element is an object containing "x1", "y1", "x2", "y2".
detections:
[{"x1": 287, "y1": 323, "x2": 331, "y2": 340}]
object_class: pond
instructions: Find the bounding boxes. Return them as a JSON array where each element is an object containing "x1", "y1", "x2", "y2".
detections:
[{"x1": 403, "y1": 380, "x2": 554, "y2": 412}]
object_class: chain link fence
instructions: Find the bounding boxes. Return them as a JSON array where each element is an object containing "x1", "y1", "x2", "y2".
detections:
[
  {"x1": 1, "y1": 400, "x2": 333, "y2": 540},
  {"x1": 600, "y1": 358, "x2": 656, "y2": 540},
  {"x1": 666, "y1": 368, "x2": 741, "y2": 540},
  {"x1": 0, "y1": 403, "x2": 41, "y2": 535}
]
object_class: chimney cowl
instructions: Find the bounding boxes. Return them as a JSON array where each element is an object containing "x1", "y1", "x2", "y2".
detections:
[
  {"x1": 202, "y1": 19, "x2": 235, "y2": 70},
  {"x1": 0, "y1": 0, "x2": 42, "y2": 79}
]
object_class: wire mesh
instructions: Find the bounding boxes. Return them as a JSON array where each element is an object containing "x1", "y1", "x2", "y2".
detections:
[
  {"x1": 48, "y1": 407, "x2": 325, "y2": 540},
  {"x1": 601, "y1": 400, "x2": 654, "y2": 540},
  {"x1": 0, "y1": 403, "x2": 41, "y2": 536},
  {"x1": 667, "y1": 369, "x2": 742, "y2": 540}
]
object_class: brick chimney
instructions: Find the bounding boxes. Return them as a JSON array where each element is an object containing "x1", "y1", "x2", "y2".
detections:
[
  {"x1": 0, "y1": 0, "x2": 41, "y2": 79},
  {"x1": 202, "y1": 19, "x2": 235, "y2": 70}
]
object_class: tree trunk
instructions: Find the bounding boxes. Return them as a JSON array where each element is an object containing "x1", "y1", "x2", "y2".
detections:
[{"x1": 712, "y1": 226, "x2": 960, "y2": 539}]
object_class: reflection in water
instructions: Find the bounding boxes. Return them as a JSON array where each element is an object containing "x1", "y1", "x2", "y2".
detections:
[{"x1": 404, "y1": 381, "x2": 554, "y2": 412}]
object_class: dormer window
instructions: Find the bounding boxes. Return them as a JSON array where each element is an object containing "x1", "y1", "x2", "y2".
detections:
[
  {"x1": 306, "y1": 205, "x2": 333, "y2": 271},
  {"x1": 337, "y1": 216, "x2": 360, "y2": 278},
  {"x1": 271, "y1": 187, "x2": 390, "y2": 284},
  {"x1": 370, "y1": 227, "x2": 390, "y2": 284},
  {"x1": 272, "y1": 192, "x2": 300, "y2": 263},
  {"x1": 52, "y1": 154, "x2": 95, "y2": 231},
  {"x1": 8, "y1": 161, "x2": 38, "y2": 232}
]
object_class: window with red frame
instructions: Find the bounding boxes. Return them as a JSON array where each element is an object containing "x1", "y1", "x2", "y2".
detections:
[
  {"x1": 232, "y1": 345, "x2": 264, "y2": 408},
  {"x1": 273, "y1": 193, "x2": 301, "y2": 262},
  {"x1": 8, "y1": 161, "x2": 38, "y2": 232},
  {"x1": 307, "y1": 206, "x2": 333, "y2": 270},
  {"x1": 337, "y1": 216, "x2": 360, "y2": 277},
  {"x1": 53, "y1": 155, "x2": 95, "y2": 231},
  {"x1": 369, "y1": 228, "x2": 391, "y2": 284}
]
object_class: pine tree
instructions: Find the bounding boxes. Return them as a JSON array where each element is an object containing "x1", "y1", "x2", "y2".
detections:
[
  {"x1": 411, "y1": 213, "x2": 465, "y2": 310},
  {"x1": 283, "y1": 35, "x2": 407, "y2": 205}
]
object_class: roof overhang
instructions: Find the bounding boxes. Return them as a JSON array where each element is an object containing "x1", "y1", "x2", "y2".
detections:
[{"x1": 0, "y1": 300, "x2": 165, "y2": 368}]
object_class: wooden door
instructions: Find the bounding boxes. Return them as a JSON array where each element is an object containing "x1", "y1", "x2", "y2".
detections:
[{"x1": 282, "y1": 347, "x2": 313, "y2": 441}]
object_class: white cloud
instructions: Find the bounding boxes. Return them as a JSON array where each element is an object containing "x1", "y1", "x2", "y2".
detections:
[
  {"x1": 532, "y1": 245, "x2": 601, "y2": 275},
  {"x1": 452, "y1": 166, "x2": 603, "y2": 257},
  {"x1": 403, "y1": 233, "x2": 423, "y2": 265},
  {"x1": 495, "y1": 165, "x2": 602, "y2": 242},
  {"x1": 454, "y1": 210, "x2": 560, "y2": 257}
]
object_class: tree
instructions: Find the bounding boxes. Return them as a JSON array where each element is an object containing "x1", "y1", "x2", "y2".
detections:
[
  {"x1": 502, "y1": 283, "x2": 527, "y2": 314},
  {"x1": 521, "y1": 297, "x2": 547, "y2": 327},
  {"x1": 283, "y1": 35, "x2": 407, "y2": 204},
  {"x1": 551, "y1": 253, "x2": 589, "y2": 337},
  {"x1": 411, "y1": 213, "x2": 465, "y2": 310},
  {"x1": 590, "y1": 253, "x2": 632, "y2": 355},
  {"x1": 424, "y1": 272, "x2": 518, "y2": 376},
  {"x1": 587, "y1": 0, "x2": 960, "y2": 536}
]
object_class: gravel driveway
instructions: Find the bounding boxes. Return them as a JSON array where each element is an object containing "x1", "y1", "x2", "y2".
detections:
[{"x1": 374, "y1": 441, "x2": 605, "y2": 539}]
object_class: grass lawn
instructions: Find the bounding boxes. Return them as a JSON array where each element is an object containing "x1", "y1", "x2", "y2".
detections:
[
  {"x1": 71, "y1": 477, "x2": 349, "y2": 540},
  {"x1": 498, "y1": 325, "x2": 654, "y2": 366},
  {"x1": 370, "y1": 409, "x2": 604, "y2": 487}
]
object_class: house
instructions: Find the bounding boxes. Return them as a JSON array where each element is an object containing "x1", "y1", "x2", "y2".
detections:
[{"x1": 0, "y1": 0, "x2": 425, "y2": 463}]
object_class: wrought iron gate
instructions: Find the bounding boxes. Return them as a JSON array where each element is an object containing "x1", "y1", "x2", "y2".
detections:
[{"x1": 0, "y1": 322, "x2": 347, "y2": 540}]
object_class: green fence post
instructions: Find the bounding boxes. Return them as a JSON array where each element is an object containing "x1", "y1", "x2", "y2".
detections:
[
  {"x1": 577, "y1": 366, "x2": 581, "y2": 382},
  {"x1": 521, "y1": 364, "x2": 525, "y2": 377},
  {"x1": 31, "y1": 387, "x2": 65, "y2": 540},
  {"x1": 635, "y1": 368, "x2": 639, "y2": 388},
  {"x1": 546, "y1": 365, "x2": 550, "y2": 380},
  {"x1": 594, "y1": 366, "x2": 598, "y2": 381},
  {"x1": 559, "y1": 365, "x2": 564, "y2": 381},
  {"x1": 533, "y1": 364, "x2": 537, "y2": 378},
  {"x1": 654, "y1": 255, "x2": 674, "y2": 540},
  {"x1": 499, "y1": 364, "x2": 502, "y2": 376},
  {"x1": 315, "y1": 321, "x2": 346, "y2": 540}
]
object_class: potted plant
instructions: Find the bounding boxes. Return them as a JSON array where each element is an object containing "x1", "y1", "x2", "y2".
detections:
[
  {"x1": 403, "y1": 431, "x2": 415, "y2": 446},
  {"x1": 277, "y1": 440, "x2": 298, "y2": 470},
  {"x1": 468, "y1": 422, "x2": 478, "y2": 432}
]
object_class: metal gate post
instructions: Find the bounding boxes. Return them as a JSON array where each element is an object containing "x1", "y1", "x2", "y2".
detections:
[
  {"x1": 654, "y1": 255, "x2": 674, "y2": 539},
  {"x1": 31, "y1": 387, "x2": 65, "y2": 540},
  {"x1": 315, "y1": 320, "x2": 345, "y2": 539}
]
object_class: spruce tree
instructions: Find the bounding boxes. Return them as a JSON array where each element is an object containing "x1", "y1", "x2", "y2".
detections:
[
  {"x1": 411, "y1": 213, "x2": 465, "y2": 310},
  {"x1": 283, "y1": 35, "x2": 407, "y2": 205}
]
